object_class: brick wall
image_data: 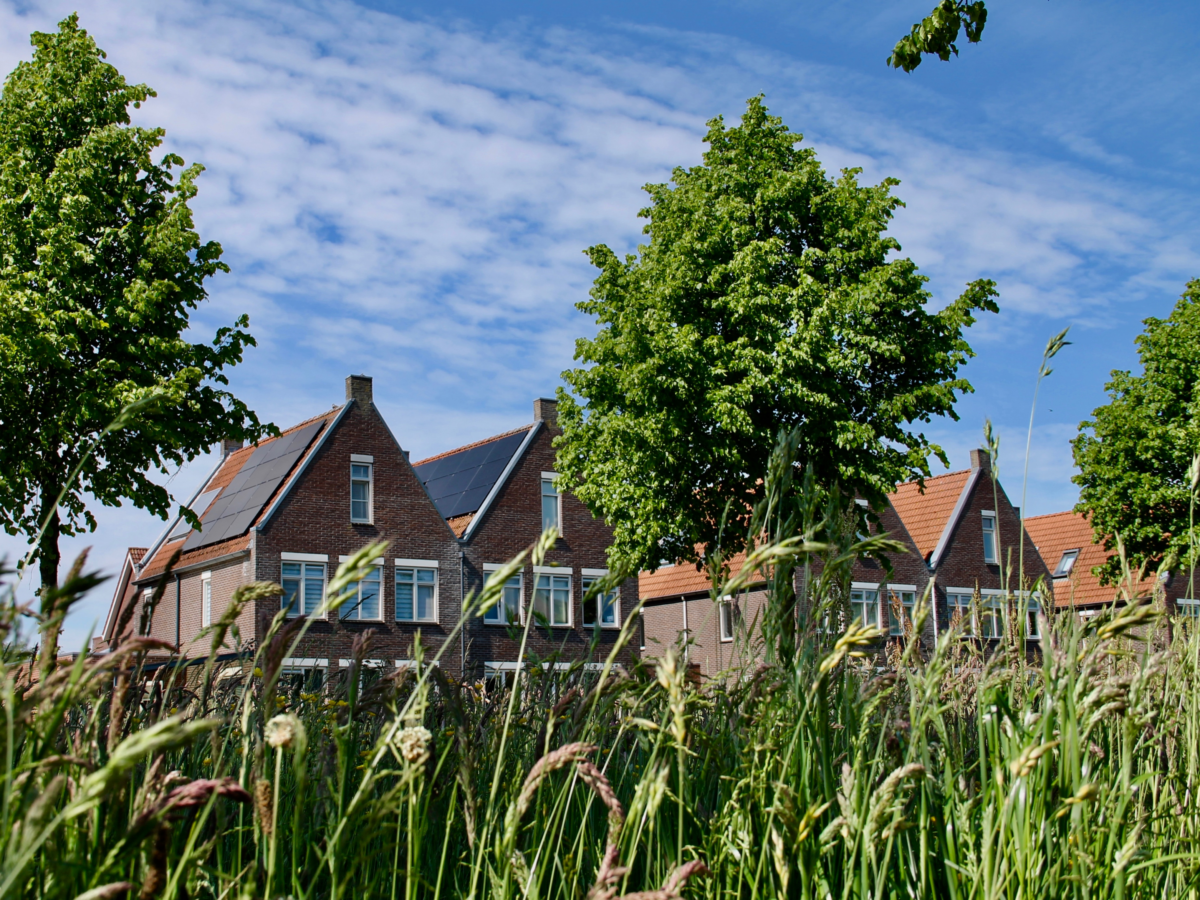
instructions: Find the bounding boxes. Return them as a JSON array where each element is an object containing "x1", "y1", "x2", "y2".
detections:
[
  {"x1": 254, "y1": 398, "x2": 464, "y2": 674},
  {"x1": 459, "y1": 410, "x2": 637, "y2": 677}
]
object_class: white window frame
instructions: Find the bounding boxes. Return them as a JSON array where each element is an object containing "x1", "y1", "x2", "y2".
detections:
[
  {"x1": 483, "y1": 564, "x2": 522, "y2": 626},
  {"x1": 394, "y1": 559, "x2": 439, "y2": 623},
  {"x1": 351, "y1": 456, "x2": 374, "y2": 524},
  {"x1": 581, "y1": 568, "x2": 620, "y2": 629},
  {"x1": 541, "y1": 471, "x2": 562, "y2": 536},
  {"x1": 201, "y1": 571, "x2": 212, "y2": 628},
  {"x1": 337, "y1": 555, "x2": 384, "y2": 621},
  {"x1": 280, "y1": 554, "x2": 329, "y2": 619},
  {"x1": 718, "y1": 595, "x2": 735, "y2": 642},
  {"x1": 850, "y1": 582, "x2": 881, "y2": 629},
  {"x1": 532, "y1": 565, "x2": 573, "y2": 627},
  {"x1": 981, "y1": 512, "x2": 998, "y2": 564},
  {"x1": 978, "y1": 589, "x2": 1005, "y2": 639},
  {"x1": 1176, "y1": 598, "x2": 1199, "y2": 625},
  {"x1": 886, "y1": 584, "x2": 918, "y2": 637},
  {"x1": 1019, "y1": 592, "x2": 1042, "y2": 639},
  {"x1": 1054, "y1": 549, "x2": 1080, "y2": 578},
  {"x1": 946, "y1": 590, "x2": 976, "y2": 636}
]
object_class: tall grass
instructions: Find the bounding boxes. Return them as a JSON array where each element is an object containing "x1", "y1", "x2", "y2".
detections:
[{"x1": 2, "y1": 457, "x2": 1200, "y2": 899}]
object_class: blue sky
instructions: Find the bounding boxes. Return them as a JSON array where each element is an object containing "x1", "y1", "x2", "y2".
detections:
[{"x1": 1, "y1": 0, "x2": 1196, "y2": 649}]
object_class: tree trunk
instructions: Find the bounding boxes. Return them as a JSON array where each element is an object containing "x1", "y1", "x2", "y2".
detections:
[{"x1": 37, "y1": 482, "x2": 61, "y2": 681}]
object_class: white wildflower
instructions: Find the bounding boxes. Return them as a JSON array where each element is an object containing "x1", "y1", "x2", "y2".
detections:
[
  {"x1": 396, "y1": 725, "x2": 432, "y2": 764},
  {"x1": 265, "y1": 713, "x2": 303, "y2": 750}
]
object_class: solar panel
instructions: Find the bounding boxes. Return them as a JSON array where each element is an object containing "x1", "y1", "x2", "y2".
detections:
[
  {"x1": 414, "y1": 428, "x2": 530, "y2": 520},
  {"x1": 166, "y1": 488, "x2": 222, "y2": 541},
  {"x1": 183, "y1": 420, "x2": 326, "y2": 551}
]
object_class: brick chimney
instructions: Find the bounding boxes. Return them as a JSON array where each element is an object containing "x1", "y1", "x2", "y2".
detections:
[
  {"x1": 533, "y1": 397, "x2": 557, "y2": 426},
  {"x1": 970, "y1": 448, "x2": 991, "y2": 471},
  {"x1": 220, "y1": 438, "x2": 243, "y2": 457},
  {"x1": 346, "y1": 374, "x2": 373, "y2": 405}
]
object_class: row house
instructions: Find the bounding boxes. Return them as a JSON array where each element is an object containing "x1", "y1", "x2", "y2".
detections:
[
  {"x1": 100, "y1": 376, "x2": 636, "y2": 682},
  {"x1": 1024, "y1": 510, "x2": 1197, "y2": 620},
  {"x1": 641, "y1": 449, "x2": 1050, "y2": 675}
]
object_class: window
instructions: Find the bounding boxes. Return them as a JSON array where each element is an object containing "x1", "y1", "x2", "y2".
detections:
[
  {"x1": 533, "y1": 572, "x2": 572, "y2": 626},
  {"x1": 279, "y1": 657, "x2": 328, "y2": 692},
  {"x1": 281, "y1": 562, "x2": 326, "y2": 618},
  {"x1": 340, "y1": 563, "x2": 381, "y2": 620},
  {"x1": 541, "y1": 473, "x2": 561, "y2": 534},
  {"x1": 201, "y1": 572, "x2": 212, "y2": 628},
  {"x1": 1021, "y1": 595, "x2": 1041, "y2": 639},
  {"x1": 979, "y1": 592, "x2": 1003, "y2": 639},
  {"x1": 947, "y1": 592, "x2": 974, "y2": 635},
  {"x1": 396, "y1": 564, "x2": 437, "y2": 622},
  {"x1": 582, "y1": 571, "x2": 619, "y2": 628},
  {"x1": 1054, "y1": 549, "x2": 1079, "y2": 577},
  {"x1": 718, "y1": 598, "x2": 735, "y2": 642},
  {"x1": 982, "y1": 514, "x2": 998, "y2": 564},
  {"x1": 483, "y1": 569, "x2": 522, "y2": 625},
  {"x1": 351, "y1": 459, "x2": 373, "y2": 523},
  {"x1": 887, "y1": 588, "x2": 917, "y2": 637},
  {"x1": 850, "y1": 585, "x2": 880, "y2": 628},
  {"x1": 1177, "y1": 598, "x2": 1200, "y2": 626}
]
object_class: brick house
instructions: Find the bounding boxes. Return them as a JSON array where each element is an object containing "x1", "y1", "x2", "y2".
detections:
[
  {"x1": 640, "y1": 448, "x2": 1049, "y2": 676},
  {"x1": 101, "y1": 377, "x2": 636, "y2": 681},
  {"x1": 1024, "y1": 510, "x2": 1198, "y2": 621}
]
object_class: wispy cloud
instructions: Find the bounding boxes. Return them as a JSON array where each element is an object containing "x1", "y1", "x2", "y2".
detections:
[{"x1": 0, "y1": 0, "x2": 1194, "y2": 646}]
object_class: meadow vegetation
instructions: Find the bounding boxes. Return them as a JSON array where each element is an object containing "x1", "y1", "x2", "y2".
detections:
[{"x1": 2, "y1": 449, "x2": 1199, "y2": 900}]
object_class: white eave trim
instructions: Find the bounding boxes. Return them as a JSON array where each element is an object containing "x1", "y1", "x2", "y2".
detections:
[
  {"x1": 256, "y1": 404, "x2": 351, "y2": 533},
  {"x1": 929, "y1": 467, "x2": 983, "y2": 570},
  {"x1": 462, "y1": 421, "x2": 542, "y2": 541}
]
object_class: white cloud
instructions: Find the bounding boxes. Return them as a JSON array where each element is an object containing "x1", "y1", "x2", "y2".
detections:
[{"x1": 0, "y1": 0, "x2": 1194, "y2": 647}]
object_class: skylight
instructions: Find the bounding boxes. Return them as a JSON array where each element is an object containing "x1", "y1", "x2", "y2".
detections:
[{"x1": 1054, "y1": 549, "x2": 1079, "y2": 577}]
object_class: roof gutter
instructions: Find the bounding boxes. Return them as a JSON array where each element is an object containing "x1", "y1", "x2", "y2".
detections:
[
  {"x1": 255, "y1": 403, "x2": 352, "y2": 533},
  {"x1": 928, "y1": 467, "x2": 983, "y2": 571},
  {"x1": 461, "y1": 421, "x2": 542, "y2": 542},
  {"x1": 134, "y1": 549, "x2": 251, "y2": 585}
]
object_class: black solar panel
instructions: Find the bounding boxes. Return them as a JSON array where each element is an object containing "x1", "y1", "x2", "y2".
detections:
[
  {"x1": 166, "y1": 488, "x2": 221, "y2": 541},
  {"x1": 183, "y1": 420, "x2": 326, "y2": 550},
  {"x1": 414, "y1": 427, "x2": 530, "y2": 520}
]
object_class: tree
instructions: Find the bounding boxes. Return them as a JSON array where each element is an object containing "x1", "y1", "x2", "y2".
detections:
[
  {"x1": 1073, "y1": 280, "x2": 1200, "y2": 585},
  {"x1": 888, "y1": 1, "x2": 989, "y2": 72},
  {"x1": 0, "y1": 16, "x2": 269, "y2": 597},
  {"x1": 556, "y1": 97, "x2": 998, "y2": 574}
]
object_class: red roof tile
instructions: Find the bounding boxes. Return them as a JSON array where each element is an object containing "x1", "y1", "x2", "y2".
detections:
[
  {"x1": 1023, "y1": 511, "x2": 1152, "y2": 608},
  {"x1": 887, "y1": 470, "x2": 971, "y2": 558},
  {"x1": 639, "y1": 552, "x2": 750, "y2": 602}
]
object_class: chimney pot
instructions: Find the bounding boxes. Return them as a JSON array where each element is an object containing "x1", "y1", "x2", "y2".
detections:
[
  {"x1": 346, "y1": 374, "x2": 373, "y2": 405},
  {"x1": 970, "y1": 448, "x2": 991, "y2": 471},
  {"x1": 533, "y1": 397, "x2": 558, "y2": 427},
  {"x1": 220, "y1": 438, "x2": 243, "y2": 457}
]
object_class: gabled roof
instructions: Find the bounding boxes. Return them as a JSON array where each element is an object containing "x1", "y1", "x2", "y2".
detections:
[
  {"x1": 1023, "y1": 510, "x2": 1154, "y2": 608},
  {"x1": 102, "y1": 547, "x2": 148, "y2": 645},
  {"x1": 412, "y1": 423, "x2": 539, "y2": 536},
  {"x1": 887, "y1": 469, "x2": 973, "y2": 560},
  {"x1": 134, "y1": 406, "x2": 343, "y2": 582}
]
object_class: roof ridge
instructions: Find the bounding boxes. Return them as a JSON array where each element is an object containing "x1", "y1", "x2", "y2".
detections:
[
  {"x1": 1023, "y1": 509, "x2": 1080, "y2": 521},
  {"x1": 412, "y1": 423, "x2": 533, "y2": 467},
  {"x1": 890, "y1": 467, "x2": 972, "y2": 493}
]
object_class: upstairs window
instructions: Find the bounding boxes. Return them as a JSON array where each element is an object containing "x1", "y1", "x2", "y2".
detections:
[
  {"x1": 850, "y1": 586, "x2": 880, "y2": 628},
  {"x1": 282, "y1": 561, "x2": 326, "y2": 618},
  {"x1": 396, "y1": 565, "x2": 437, "y2": 622},
  {"x1": 582, "y1": 572, "x2": 619, "y2": 628},
  {"x1": 887, "y1": 588, "x2": 917, "y2": 637},
  {"x1": 340, "y1": 561, "x2": 381, "y2": 621},
  {"x1": 981, "y1": 513, "x2": 998, "y2": 564},
  {"x1": 201, "y1": 572, "x2": 212, "y2": 628},
  {"x1": 351, "y1": 457, "x2": 373, "y2": 523},
  {"x1": 541, "y1": 473, "x2": 561, "y2": 535},
  {"x1": 1054, "y1": 549, "x2": 1079, "y2": 577},
  {"x1": 483, "y1": 569, "x2": 522, "y2": 625},
  {"x1": 533, "y1": 572, "x2": 571, "y2": 626}
]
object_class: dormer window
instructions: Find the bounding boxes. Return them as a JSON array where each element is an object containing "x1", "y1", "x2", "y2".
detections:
[
  {"x1": 1054, "y1": 549, "x2": 1079, "y2": 577},
  {"x1": 351, "y1": 455, "x2": 373, "y2": 523},
  {"x1": 541, "y1": 472, "x2": 561, "y2": 535},
  {"x1": 981, "y1": 513, "x2": 997, "y2": 564}
]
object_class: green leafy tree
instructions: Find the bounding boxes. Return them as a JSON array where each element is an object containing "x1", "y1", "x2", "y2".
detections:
[
  {"x1": 888, "y1": 0, "x2": 989, "y2": 72},
  {"x1": 556, "y1": 97, "x2": 998, "y2": 574},
  {"x1": 0, "y1": 16, "x2": 269, "y2": 597},
  {"x1": 1073, "y1": 280, "x2": 1200, "y2": 584}
]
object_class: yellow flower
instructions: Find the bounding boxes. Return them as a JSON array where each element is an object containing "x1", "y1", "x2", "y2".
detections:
[{"x1": 253, "y1": 667, "x2": 263, "y2": 678}]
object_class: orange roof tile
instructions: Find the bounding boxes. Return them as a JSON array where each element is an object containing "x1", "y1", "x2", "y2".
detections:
[
  {"x1": 136, "y1": 406, "x2": 342, "y2": 580},
  {"x1": 887, "y1": 470, "x2": 971, "y2": 558},
  {"x1": 128, "y1": 547, "x2": 148, "y2": 564},
  {"x1": 411, "y1": 424, "x2": 531, "y2": 468},
  {"x1": 1023, "y1": 511, "x2": 1150, "y2": 608},
  {"x1": 639, "y1": 552, "x2": 750, "y2": 601}
]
